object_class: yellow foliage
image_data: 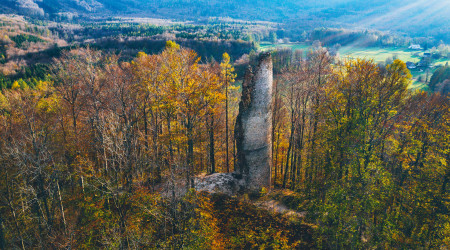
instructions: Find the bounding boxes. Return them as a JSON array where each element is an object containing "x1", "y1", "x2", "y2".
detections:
[
  {"x1": 33, "y1": 80, "x2": 59, "y2": 113},
  {"x1": 36, "y1": 94, "x2": 59, "y2": 113},
  {"x1": 166, "y1": 40, "x2": 180, "y2": 50},
  {"x1": 11, "y1": 79, "x2": 29, "y2": 90},
  {"x1": 11, "y1": 80, "x2": 21, "y2": 90},
  {"x1": 137, "y1": 51, "x2": 147, "y2": 58},
  {"x1": 0, "y1": 90, "x2": 8, "y2": 110},
  {"x1": 36, "y1": 80, "x2": 52, "y2": 92},
  {"x1": 220, "y1": 52, "x2": 237, "y2": 85}
]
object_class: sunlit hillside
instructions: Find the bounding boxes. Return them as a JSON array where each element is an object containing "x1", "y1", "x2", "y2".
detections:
[{"x1": 3, "y1": 0, "x2": 450, "y2": 42}]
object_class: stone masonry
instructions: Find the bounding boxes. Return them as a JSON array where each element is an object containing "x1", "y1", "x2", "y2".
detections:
[
  {"x1": 235, "y1": 52, "x2": 273, "y2": 191},
  {"x1": 195, "y1": 52, "x2": 273, "y2": 194}
]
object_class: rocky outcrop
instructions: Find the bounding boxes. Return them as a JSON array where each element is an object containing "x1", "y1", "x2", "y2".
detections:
[
  {"x1": 195, "y1": 52, "x2": 273, "y2": 195},
  {"x1": 194, "y1": 173, "x2": 246, "y2": 196},
  {"x1": 235, "y1": 52, "x2": 273, "y2": 191}
]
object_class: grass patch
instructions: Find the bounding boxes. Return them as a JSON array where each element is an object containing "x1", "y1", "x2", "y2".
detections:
[
  {"x1": 409, "y1": 70, "x2": 431, "y2": 91},
  {"x1": 268, "y1": 190, "x2": 308, "y2": 211},
  {"x1": 338, "y1": 46, "x2": 420, "y2": 63},
  {"x1": 260, "y1": 42, "x2": 311, "y2": 52},
  {"x1": 209, "y1": 193, "x2": 314, "y2": 249}
]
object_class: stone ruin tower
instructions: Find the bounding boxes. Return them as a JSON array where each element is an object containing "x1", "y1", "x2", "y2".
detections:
[
  {"x1": 235, "y1": 52, "x2": 273, "y2": 191},
  {"x1": 195, "y1": 52, "x2": 273, "y2": 195}
]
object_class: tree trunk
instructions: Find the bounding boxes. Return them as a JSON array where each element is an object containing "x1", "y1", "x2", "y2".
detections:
[
  {"x1": 291, "y1": 147, "x2": 297, "y2": 190},
  {"x1": 5, "y1": 174, "x2": 25, "y2": 250},
  {"x1": 283, "y1": 127, "x2": 294, "y2": 188},
  {"x1": 0, "y1": 213, "x2": 5, "y2": 250},
  {"x1": 225, "y1": 77, "x2": 229, "y2": 173},
  {"x1": 56, "y1": 180, "x2": 67, "y2": 231},
  {"x1": 209, "y1": 114, "x2": 216, "y2": 173},
  {"x1": 274, "y1": 131, "x2": 280, "y2": 186},
  {"x1": 153, "y1": 109, "x2": 161, "y2": 183},
  {"x1": 186, "y1": 117, "x2": 194, "y2": 189}
]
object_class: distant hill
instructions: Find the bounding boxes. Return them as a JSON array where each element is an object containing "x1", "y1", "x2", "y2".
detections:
[
  {"x1": 329, "y1": 0, "x2": 450, "y2": 42},
  {"x1": 2, "y1": 0, "x2": 450, "y2": 42}
]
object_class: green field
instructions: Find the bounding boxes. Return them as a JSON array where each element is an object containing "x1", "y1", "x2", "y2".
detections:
[
  {"x1": 260, "y1": 42, "x2": 450, "y2": 90},
  {"x1": 260, "y1": 42, "x2": 311, "y2": 52},
  {"x1": 409, "y1": 71, "x2": 431, "y2": 91},
  {"x1": 338, "y1": 46, "x2": 420, "y2": 63}
]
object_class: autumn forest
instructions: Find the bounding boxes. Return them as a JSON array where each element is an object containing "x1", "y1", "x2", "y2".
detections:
[
  {"x1": 0, "y1": 1, "x2": 450, "y2": 248},
  {"x1": 0, "y1": 39, "x2": 447, "y2": 249}
]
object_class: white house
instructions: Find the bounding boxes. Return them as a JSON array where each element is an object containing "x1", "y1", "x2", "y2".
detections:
[
  {"x1": 406, "y1": 62, "x2": 417, "y2": 69},
  {"x1": 409, "y1": 44, "x2": 423, "y2": 50}
]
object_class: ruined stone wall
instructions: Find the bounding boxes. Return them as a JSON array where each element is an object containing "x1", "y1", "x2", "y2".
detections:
[
  {"x1": 196, "y1": 53, "x2": 273, "y2": 195},
  {"x1": 235, "y1": 52, "x2": 273, "y2": 191}
]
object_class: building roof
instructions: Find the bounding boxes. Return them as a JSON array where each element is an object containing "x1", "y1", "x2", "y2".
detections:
[
  {"x1": 406, "y1": 61, "x2": 417, "y2": 68},
  {"x1": 409, "y1": 44, "x2": 423, "y2": 50}
]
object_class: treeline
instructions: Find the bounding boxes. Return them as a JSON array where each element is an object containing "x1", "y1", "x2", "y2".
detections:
[
  {"x1": 9, "y1": 34, "x2": 46, "y2": 48},
  {"x1": 430, "y1": 64, "x2": 450, "y2": 95},
  {"x1": 51, "y1": 21, "x2": 262, "y2": 44},
  {"x1": 0, "y1": 36, "x2": 254, "y2": 91},
  {"x1": 279, "y1": 27, "x2": 442, "y2": 49},
  {"x1": 65, "y1": 23, "x2": 166, "y2": 41},
  {"x1": 308, "y1": 28, "x2": 406, "y2": 47},
  {"x1": 88, "y1": 37, "x2": 254, "y2": 62}
]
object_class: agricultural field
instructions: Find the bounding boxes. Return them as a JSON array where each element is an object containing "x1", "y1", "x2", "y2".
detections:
[
  {"x1": 259, "y1": 42, "x2": 311, "y2": 52},
  {"x1": 339, "y1": 46, "x2": 419, "y2": 63}
]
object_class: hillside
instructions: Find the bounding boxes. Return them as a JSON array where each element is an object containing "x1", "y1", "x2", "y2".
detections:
[{"x1": 2, "y1": 0, "x2": 449, "y2": 41}]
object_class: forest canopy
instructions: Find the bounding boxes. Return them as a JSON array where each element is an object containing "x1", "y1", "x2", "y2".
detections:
[{"x1": 0, "y1": 42, "x2": 449, "y2": 249}]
